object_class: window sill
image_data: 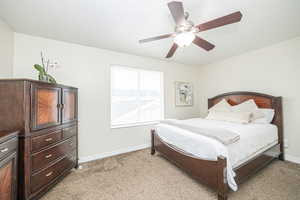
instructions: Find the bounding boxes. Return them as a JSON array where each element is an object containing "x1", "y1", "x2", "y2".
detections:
[{"x1": 111, "y1": 121, "x2": 160, "y2": 129}]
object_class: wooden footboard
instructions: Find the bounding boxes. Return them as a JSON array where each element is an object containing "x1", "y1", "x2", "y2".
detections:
[
  {"x1": 151, "y1": 130, "x2": 229, "y2": 200},
  {"x1": 151, "y1": 129, "x2": 281, "y2": 200}
]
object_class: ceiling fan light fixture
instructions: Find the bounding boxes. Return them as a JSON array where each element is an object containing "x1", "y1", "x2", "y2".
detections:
[
  {"x1": 174, "y1": 32, "x2": 195, "y2": 47},
  {"x1": 139, "y1": 0, "x2": 242, "y2": 58}
]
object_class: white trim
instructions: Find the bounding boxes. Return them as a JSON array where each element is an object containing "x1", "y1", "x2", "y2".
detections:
[
  {"x1": 111, "y1": 121, "x2": 159, "y2": 129},
  {"x1": 285, "y1": 154, "x2": 300, "y2": 164},
  {"x1": 79, "y1": 143, "x2": 151, "y2": 163}
]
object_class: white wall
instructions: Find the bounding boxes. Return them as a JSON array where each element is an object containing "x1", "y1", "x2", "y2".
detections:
[
  {"x1": 198, "y1": 36, "x2": 300, "y2": 162},
  {"x1": 13, "y1": 32, "x2": 300, "y2": 163},
  {"x1": 13, "y1": 33, "x2": 201, "y2": 162},
  {"x1": 0, "y1": 17, "x2": 14, "y2": 78}
]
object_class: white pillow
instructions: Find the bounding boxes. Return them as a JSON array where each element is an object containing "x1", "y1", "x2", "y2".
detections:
[
  {"x1": 206, "y1": 111, "x2": 252, "y2": 124},
  {"x1": 209, "y1": 99, "x2": 231, "y2": 112},
  {"x1": 252, "y1": 109, "x2": 275, "y2": 124},
  {"x1": 231, "y1": 99, "x2": 264, "y2": 121}
]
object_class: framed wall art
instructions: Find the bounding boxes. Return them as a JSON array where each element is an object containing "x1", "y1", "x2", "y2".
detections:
[{"x1": 175, "y1": 81, "x2": 193, "y2": 106}]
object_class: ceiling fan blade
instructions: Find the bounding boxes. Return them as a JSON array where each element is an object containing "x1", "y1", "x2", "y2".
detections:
[
  {"x1": 139, "y1": 33, "x2": 174, "y2": 43},
  {"x1": 196, "y1": 11, "x2": 242, "y2": 32},
  {"x1": 193, "y1": 36, "x2": 215, "y2": 51},
  {"x1": 167, "y1": 1, "x2": 185, "y2": 25},
  {"x1": 166, "y1": 43, "x2": 178, "y2": 58}
]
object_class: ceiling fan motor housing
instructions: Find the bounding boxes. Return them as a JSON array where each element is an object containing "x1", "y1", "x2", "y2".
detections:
[{"x1": 175, "y1": 20, "x2": 198, "y2": 34}]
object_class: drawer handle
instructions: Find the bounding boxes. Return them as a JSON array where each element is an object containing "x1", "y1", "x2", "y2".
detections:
[
  {"x1": 0, "y1": 148, "x2": 8, "y2": 153},
  {"x1": 45, "y1": 138, "x2": 53, "y2": 142},
  {"x1": 45, "y1": 172, "x2": 53, "y2": 177},
  {"x1": 45, "y1": 154, "x2": 52, "y2": 159}
]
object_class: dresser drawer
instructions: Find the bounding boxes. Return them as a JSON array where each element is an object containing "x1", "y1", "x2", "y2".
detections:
[
  {"x1": 31, "y1": 137, "x2": 76, "y2": 172},
  {"x1": 31, "y1": 153, "x2": 76, "y2": 193},
  {"x1": 0, "y1": 137, "x2": 18, "y2": 159},
  {"x1": 31, "y1": 130, "x2": 63, "y2": 152},
  {"x1": 62, "y1": 126, "x2": 77, "y2": 139}
]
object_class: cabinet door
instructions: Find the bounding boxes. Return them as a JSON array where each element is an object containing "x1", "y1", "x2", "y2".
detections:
[
  {"x1": 0, "y1": 153, "x2": 17, "y2": 200},
  {"x1": 31, "y1": 84, "x2": 61, "y2": 130},
  {"x1": 62, "y1": 88, "x2": 77, "y2": 124}
]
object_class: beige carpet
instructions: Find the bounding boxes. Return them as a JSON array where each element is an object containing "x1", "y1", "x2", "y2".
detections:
[{"x1": 42, "y1": 149, "x2": 300, "y2": 200}]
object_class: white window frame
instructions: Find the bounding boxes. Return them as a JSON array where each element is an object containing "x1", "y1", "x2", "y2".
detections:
[{"x1": 110, "y1": 65, "x2": 164, "y2": 129}]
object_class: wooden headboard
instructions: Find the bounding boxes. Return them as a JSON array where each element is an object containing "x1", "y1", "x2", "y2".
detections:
[{"x1": 208, "y1": 91, "x2": 284, "y2": 159}]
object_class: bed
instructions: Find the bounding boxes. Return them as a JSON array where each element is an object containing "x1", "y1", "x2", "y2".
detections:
[{"x1": 151, "y1": 92, "x2": 284, "y2": 200}]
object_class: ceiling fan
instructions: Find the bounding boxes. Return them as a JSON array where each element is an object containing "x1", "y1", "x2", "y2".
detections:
[{"x1": 139, "y1": 1, "x2": 243, "y2": 58}]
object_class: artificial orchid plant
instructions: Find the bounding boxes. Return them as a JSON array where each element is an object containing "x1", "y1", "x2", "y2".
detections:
[{"x1": 33, "y1": 52, "x2": 58, "y2": 84}]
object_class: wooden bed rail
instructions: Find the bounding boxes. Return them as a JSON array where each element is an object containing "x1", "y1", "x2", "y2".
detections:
[{"x1": 151, "y1": 91, "x2": 283, "y2": 200}]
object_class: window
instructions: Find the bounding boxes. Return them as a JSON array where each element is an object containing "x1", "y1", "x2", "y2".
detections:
[{"x1": 111, "y1": 66, "x2": 164, "y2": 128}]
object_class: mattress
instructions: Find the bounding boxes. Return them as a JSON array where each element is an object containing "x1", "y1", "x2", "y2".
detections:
[{"x1": 155, "y1": 118, "x2": 278, "y2": 191}]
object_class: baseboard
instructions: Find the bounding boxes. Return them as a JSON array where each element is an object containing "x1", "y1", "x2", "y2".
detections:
[
  {"x1": 79, "y1": 143, "x2": 151, "y2": 163},
  {"x1": 285, "y1": 154, "x2": 300, "y2": 164},
  {"x1": 78, "y1": 145, "x2": 300, "y2": 164}
]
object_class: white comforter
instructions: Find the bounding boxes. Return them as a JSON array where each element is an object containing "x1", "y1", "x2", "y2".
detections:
[
  {"x1": 160, "y1": 119, "x2": 240, "y2": 145},
  {"x1": 155, "y1": 118, "x2": 278, "y2": 191}
]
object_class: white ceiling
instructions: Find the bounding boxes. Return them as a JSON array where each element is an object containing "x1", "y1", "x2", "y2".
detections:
[{"x1": 1, "y1": 0, "x2": 300, "y2": 65}]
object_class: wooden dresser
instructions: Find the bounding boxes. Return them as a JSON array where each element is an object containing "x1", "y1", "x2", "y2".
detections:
[
  {"x1": 0, "y1": 79, "x2": 78, "y2": 200},
  {"x1": 0, "y1": 131, "x2": 18, "y2": 200}
]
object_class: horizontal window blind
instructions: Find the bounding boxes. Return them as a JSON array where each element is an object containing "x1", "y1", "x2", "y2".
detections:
[{"x1": 111, "y1": 66, "x2": 164, "y2": 127}]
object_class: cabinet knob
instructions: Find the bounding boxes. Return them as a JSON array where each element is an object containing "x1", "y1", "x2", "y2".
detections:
[
  {"x1": 57, "y1": 104, "x2": 64, "y2": 109},
  {"x1": 0, "y1": 148, "x2": 8, "y2": 153},
  {"x1": 45, "y1": 138, "x2": 53, "y2": 142},
  {"x1": 45, "y1": 154, "x2": 52, "y2": 159},
  {"x1": 45, "y1": 171, "x2": 53, "y2": 177}
]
